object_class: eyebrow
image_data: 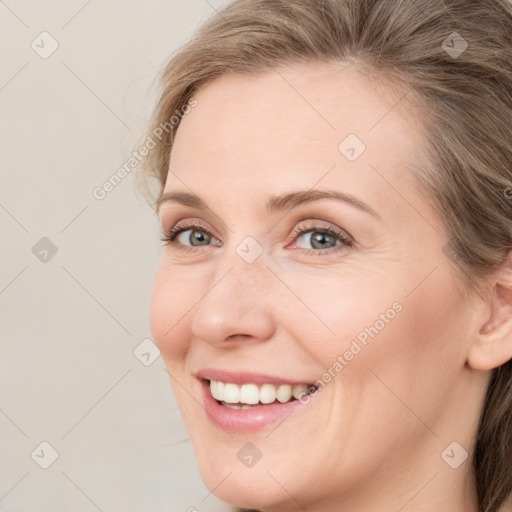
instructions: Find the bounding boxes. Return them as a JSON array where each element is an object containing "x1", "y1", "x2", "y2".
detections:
[{"x1": 155, "y1": 189, "x2": 381, "y2": 220}]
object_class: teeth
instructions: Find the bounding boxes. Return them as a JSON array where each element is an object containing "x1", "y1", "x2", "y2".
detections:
[
  {"x1": 259, "y1": 383, "x2": 276, "y2": 404},
  {"x1": 292, "y1": 384, "x2": 309, "y2": 399},
  {"x1": 223, "y1": 383, "x2": 240, "y2": 403},
  {"x1": 209, "y1": 380, "x2": 314, "y2": 405},
  {"x1": 240, "y1": 384, "x2": 260, "y2": 404},
  {"x1": 222, "y1": 402, "x2": 259, "y2": 409},
  {"x1": 276, "y1": 384, "x2": 292, "y2": 403}
]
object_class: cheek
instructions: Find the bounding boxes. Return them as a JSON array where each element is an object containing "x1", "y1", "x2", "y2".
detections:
[
  {"x1": 284, "y1": 265, "x2": 403, "y2": 366},
  {"x1": 149, "y1": 262, "x2": 195, "y2": 362},
  {"x1": 342, "y1": 265, "x2": 467, "y2": 426},
  {"x1": 296, "y1": 261, "x2": 465, "y2": 415}
]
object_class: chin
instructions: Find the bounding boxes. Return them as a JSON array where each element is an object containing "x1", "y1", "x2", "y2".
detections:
[{"x1": 196, "y1": 457, "x2": 293, "y2": 510}]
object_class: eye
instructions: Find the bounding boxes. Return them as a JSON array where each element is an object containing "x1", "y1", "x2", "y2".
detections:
[
  {"x1": 287, "y1": 223, "x2": 353, "y2": 255},
  {"x1": 160, "y1": 220, "x2": 354, "y2": 255},
  {"x1": 160, "y1": 221, "x2": 220, "y2": 252}
]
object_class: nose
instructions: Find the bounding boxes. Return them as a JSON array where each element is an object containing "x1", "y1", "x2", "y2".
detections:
[{"x1": 191, "y1": 258, "x2": 276, "y2": 346}]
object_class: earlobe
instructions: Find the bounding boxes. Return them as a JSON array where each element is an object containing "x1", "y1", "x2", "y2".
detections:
[{"x1": 467, "y1": 252, "x2": 512, "y2": 371}]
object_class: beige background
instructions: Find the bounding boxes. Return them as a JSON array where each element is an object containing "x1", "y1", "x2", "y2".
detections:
[{"x1": 0, "y1": 1, "x2": 231, "y2": 510}]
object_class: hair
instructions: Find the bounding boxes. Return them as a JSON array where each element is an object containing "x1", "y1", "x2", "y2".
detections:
[{"x1": 136, "y1": 1, "x2": 512, "y2": 511}]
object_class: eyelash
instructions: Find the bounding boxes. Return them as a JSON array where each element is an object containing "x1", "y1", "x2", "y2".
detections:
[
  {"x1": 288, "y1": 224, "x2": 353, "y2": 254},
  {"x1": 160, "y1": 221, "x2": 354, "y2": 255}
]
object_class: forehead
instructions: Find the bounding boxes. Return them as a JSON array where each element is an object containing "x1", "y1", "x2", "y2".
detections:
[{"x1": 166, "y1": 62, "x2": 426, "y2": 201}]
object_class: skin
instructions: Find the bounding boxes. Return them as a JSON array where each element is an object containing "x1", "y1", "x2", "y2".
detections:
[{"x1": 150, "y1": 61, "x2": 512, "y2": 512}]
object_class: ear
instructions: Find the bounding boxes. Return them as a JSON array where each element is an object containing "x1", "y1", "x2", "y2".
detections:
[{"x1": 467, "y1": 250, "x2": 512, "y2": 371}]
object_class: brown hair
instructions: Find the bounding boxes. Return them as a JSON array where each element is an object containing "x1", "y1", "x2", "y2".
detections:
[{"x1": 137, "y1": 1, "x2": 512, "y2": 510}]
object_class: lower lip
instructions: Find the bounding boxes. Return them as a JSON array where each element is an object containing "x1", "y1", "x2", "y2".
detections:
[{"x1": 200, "y1": 379, "x2": 308, "y2": 433}]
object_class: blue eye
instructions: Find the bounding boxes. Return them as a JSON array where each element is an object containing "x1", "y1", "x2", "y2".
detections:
[
  {"x1": 161, "y1": 222, "x2": 353, "y2": 255},
  {"x1": 286, "y1": 224, "x2": 353, "y2": 255},
  {"x1": 161, "y1": 222, "x2": 220, "y2": 252},
  {"x1": 291, "y1": 226, "x2": 352, "y2": 251},
  {"x1": 175, "y1": 228, "x2": 211, "y2": 247}
]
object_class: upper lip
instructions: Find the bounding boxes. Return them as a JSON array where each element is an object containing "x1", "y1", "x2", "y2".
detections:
[{"x1": 196, "y1": 368, "x2": 316, "y2": 386}]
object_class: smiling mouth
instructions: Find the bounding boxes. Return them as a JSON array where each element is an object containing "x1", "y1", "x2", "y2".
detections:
[{"x1": 207, "y1": 379, "x2": 318, "y2": 408}]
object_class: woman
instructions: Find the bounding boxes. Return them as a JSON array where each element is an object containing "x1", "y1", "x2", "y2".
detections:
[{"x1": 137, "y1": 0, "x2": 512, "y2": 510}]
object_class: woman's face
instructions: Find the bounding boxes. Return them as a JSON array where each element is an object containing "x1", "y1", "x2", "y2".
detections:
[{"x1": 150, "y1": 63, "x2": 485, "y2": 510}]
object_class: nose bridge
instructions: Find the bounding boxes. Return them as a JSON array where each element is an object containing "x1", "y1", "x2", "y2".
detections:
[
  {"x1": 213, "y1": 236, "x2": 264, "y2": 285},
  {"x1": 212, "y1": 231, "x2": 273, "y2": 298},
  {"x1": 190, "y1": 249, "x2": 275, "y2": 344}
]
